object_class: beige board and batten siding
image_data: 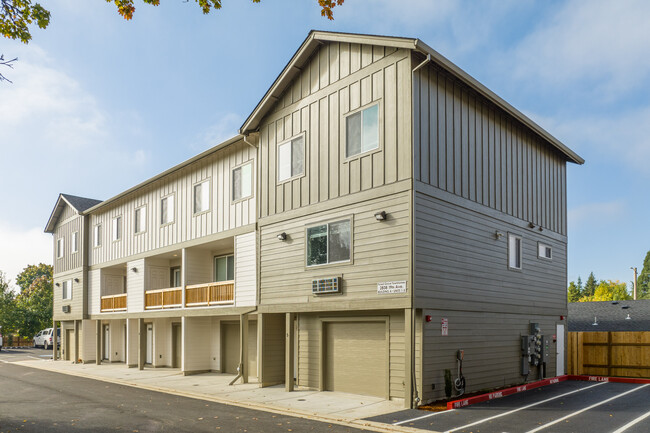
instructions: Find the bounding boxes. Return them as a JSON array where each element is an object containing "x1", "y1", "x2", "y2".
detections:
[
  {"x1": 258, "y1": 42, "x2": 412, "y2": 219},
  {"x1": 53, "y1": 214, "x2": 84, "y2": 274},
  {"x1": 413, "y1": 59, "x2": 567, "y2": 235},
  {"x1": 88, "y1": 140, "x2": 255, "y2": 267},
  {"x1": 53, "y1": 271, "x2": 85, "y2": 321},
  {"x1": 420, "y1": 310, "x2": 559, "y2": 402},
  {"x1": 259, "y1": 191, "x2": 411, "y2": 306},
  {"x1": 235, "y1": 232, "x2": 257, "y2": 307}
]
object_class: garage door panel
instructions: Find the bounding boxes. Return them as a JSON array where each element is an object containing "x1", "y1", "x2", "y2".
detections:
[{"x1": 323, "y1": 321, "x2": 387, "y2": 398}]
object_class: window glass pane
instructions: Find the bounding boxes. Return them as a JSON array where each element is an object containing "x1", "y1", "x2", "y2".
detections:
[
  {"x1": 361, "y1": 104, "x2": 379, "y2": 152},
  {"x1": 166, "y1": 196, "x2": 175, "y2": 223},
  {"x1": 227, "y1": 255, "x2": 235, "y2": 281},
  {"x1": 194, "y1": 184, "x2": 201, "y2": 213},
  {"x1": 215, "y1": 257, "x2": 228, "y2": 281},
  {"x1": 241, "y1": 163, "x2": 252, "y2": 198},
  {"x1": 161, "y1": 198, "x2": 168, "y2": 224},
  {"x1": 94, "y1": 225, "x2": 102, "y2": 247},
  {"x1": 233, "y1": 167, "x2": 242, "y2": 200},
  {"x1": 278, "y1": 142, "x2": 292, "y2": 181},
  {"x1": 346, "y1": 111, "x2": 361, "y2": 157},
  {"x1": 291, "y1": 137, "x2": 304, "y2": 177},
  {"x1": 307, "y1": 225, "x2": 328, "y2": 266},
  {"x1": 72, "y1": 232, "x2": 77, "y2": 252},
  {"x1": 509, "y1": 235, "x2": 521, "y2": 269},
  {"x1": 328, "y1": 220, "x2": 351, "y2": 263},
  {"x1": 194, "y1": 183, "x2": 208, "y2": 213}
]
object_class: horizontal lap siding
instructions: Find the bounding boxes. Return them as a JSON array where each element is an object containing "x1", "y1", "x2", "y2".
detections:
[
  {"x1": 235, "y1": 232, "x2": 257, "y2": 307},
  {"x1": 297, "y1": 310, "x2": 405, "y2": 400},
  {"x1": 260, "y1": 192, "x2": 411, "y2": 305},
  {"x1": 414, "y1": 191, "x2": 567, "y2": 314},
  {"x1": 412, "y1": 59, "x2": 567, "y2": 235},
  {"x1": 421, "y1": 310, "x2": 559, "y2": 402},
  {"x1": 89, "y1": 141, "x2": 255, "y2": 266},
  {"x1": 53, "y1": 271, "x2": 85, "y2": 320},
  {"x1": 259, "y1": 43, "x2": 411, "y2": 219}
]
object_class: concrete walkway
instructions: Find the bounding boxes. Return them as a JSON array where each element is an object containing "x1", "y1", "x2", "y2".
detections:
[{"x1": 15, "y1": 359, "x2": 423, "y2": 433}]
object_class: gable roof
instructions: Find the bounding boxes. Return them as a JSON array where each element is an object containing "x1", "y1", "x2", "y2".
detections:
[
  {"x1": 44, "y1": 193, "x2": 102, "y2": 233},
  {"x1": 240, "y1": 30, "x2": 584, "y2": 165},
  {"x1": 568, "y1": 300, "x2": 650, "y2": 332}
]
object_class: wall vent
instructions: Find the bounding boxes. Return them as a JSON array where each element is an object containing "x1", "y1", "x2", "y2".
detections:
[
  {"x1": 62, "y1": 305, "x2": 71, "y2": 313},
  {"x1": 312, "y1": 277, "x2": 340, "y2": 294}
]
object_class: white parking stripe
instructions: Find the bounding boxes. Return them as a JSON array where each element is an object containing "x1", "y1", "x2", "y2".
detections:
[
  {"x1": 525, "y1": 384, "x2": 650, "y2": 433},
  {"x1": 444, "y1": 382, "x2": 608, "y2": 433},
  {"x1": 611, "y1": 409, "x2": 650, "y2": 433},
  {"x1": 393, "y1": 409, "x2": 455, "y2": 425}
]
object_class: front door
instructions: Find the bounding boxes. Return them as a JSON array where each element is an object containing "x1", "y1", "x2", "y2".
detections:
[
  {"x1": 64, "y1": 329, "x2": 73, "y2": 361},
  {"x1": 556, "y1": 324, "x2": 565, "y2": 376},
  {"x1": 146, "y1": 324, "x2": 153, "y2": 365},
  {"x1": 103, "y1": 325, "x2": 110, "y2": 360},
  {"x1": 171, "y1": 323, "x2": 181, "y2": 368}
]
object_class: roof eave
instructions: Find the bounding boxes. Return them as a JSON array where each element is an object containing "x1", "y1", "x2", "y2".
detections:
[{"x1": 44, "y1": 194, "x2": 77, "y2": 233}]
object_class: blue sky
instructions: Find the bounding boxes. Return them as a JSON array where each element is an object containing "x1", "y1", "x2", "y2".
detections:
[{"x1": 1, "y1": 0, "x2": 648, "y2": 289}]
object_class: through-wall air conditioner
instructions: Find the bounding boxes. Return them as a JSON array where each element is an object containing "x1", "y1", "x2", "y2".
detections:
[
  {"x1": 62, "y1": 305, "x2": 71, "y2": 313},
  {"x1": 312, "y1": 277, "x2": 340, "y2": 294}
]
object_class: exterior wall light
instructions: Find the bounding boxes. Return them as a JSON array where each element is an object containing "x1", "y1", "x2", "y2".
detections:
[
  {"x1": 374, "y1": 211, "x2": 387, "y2": 221},
  {"x1": 494, "y1": 231, "x2": 504, "y2": 239},
  {"x1": 277, "y1": 232, "x2": 287, "y2": 241},
  {"x1": 131, "y1": 267, "x2": 138, "y2": 273},
  {"x1": 55, "y1": 282, "x2": 60, "y2": 287},
  {"x1": 74, "y1": 278, "x2": 80, "y2": 283},
  {"x1": 528, "y1": 222, "x2": 535, "y2": 228}
]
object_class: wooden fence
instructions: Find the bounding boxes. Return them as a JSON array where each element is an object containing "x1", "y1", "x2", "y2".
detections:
[{"x1": 568, "y1": 331, "x2": 650, "y2": 378}]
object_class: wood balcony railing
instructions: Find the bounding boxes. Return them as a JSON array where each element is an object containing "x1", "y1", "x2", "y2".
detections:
[
  {"x1": 185, "y1": 281, "x2": 234, "y2": 307},
  {"x1": 144, "y1": 287, "x2": 183, "y2": 310},
  {"x1": 100, "y1": 293, "x2": 127, "y2": 312}
]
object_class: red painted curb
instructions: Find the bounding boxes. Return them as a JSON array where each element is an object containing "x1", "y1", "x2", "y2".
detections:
[
  {"x1": 568, "y1": 375, "x2": 650, "y2": 384},
  {"x1": 447, "y1": 375, "x2": 570, "y2": 409}
]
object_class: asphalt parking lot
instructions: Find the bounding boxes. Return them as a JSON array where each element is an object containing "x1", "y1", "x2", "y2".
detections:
[{"x1": 368, "y1": 380, "x2": 650, "y2": 433}]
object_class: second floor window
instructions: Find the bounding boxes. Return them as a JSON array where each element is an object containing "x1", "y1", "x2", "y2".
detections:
[
  {"x1": 134, "y1": 207, "x2": 146, "y2": 234},
  {"x1": 278, "y1": 135, "x2": 304, "y2": 182},
  {"x1": 93, "y1": 224, "x2": 102, "y2": 248},
  {"x1": 346, "y1": 104, "x2": 379, "y2": 158},
  {"x1": 71, "y1": 232, "x2": 78, "y2": 253},
  {"x1": 307, "y1": 220, "x2": 351, "y2": 267},
  {"x1": 214, "y1": 255, "x2": 234, "y2": 282},
  {"x1": 193, "y1": 181, "x2": 210, "y2": 214},
  {"x1": 112, "y1": 216, "x2": 122, "y2": 241},
  {"x1": 232, "y1": 162, "x2": 253, "y2": 201},
  {"x1": 56, "y1": 238, "x2": 64, "y2": 258},
  {"x1": 62, "y1": 280, "x2": 72, "y2": 300},
  {"x1": 161, "y1": 195, "x2": 175, "y2": 225}
]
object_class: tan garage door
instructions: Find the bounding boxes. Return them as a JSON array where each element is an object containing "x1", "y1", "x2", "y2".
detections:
[
  {"x1": 323, "y1": 321, "x2": 387, "y2": 398},
  {"x1": 222, "y1": 323, "x2": 240, "y2": 374}
]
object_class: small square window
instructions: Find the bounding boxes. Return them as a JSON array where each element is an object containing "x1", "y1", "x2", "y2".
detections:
[
  {"x1": 193, "y1": 181, "x2": 210, "y2": 214},
  {"x1": 161, "y1": 195, "x2": 175, "y2": 225},
  {"x1": 233, "y1": 162, "x2": 253, "y2": 201},
  {"x1": 346, "y1": 104, "x2": 379, "y2": 158},
  {"x1": 134, "y1": 207, "x2": 146, "y2": 234},
  {"x1": 56, "y1": 238, "x2": 64, "y2": 258},
  {"x1": 71, "y1": 232, "x2": 78, "y2": 254},
  {"x1": 93, "y1": 225, "x2": 102, "y2": 248},
  {"x1": 278, "y1": 135, "x2": 304, "y2": 182},
  {"x1": 112, "y1": 216, "x2": 122, "y2": 242},
  {"x1": 306, "y1": 220, "x2": 351, "y2": 267},
  {"x1": 538, "y1": 243, "x2": 552, "y2": 260},
  {"x1": 508, "y1": 234, "x2": 522, "y2": 270}
]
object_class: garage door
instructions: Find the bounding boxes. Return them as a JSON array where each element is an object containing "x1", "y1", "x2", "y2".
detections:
[
  {"x1": 221, "y1": 323, "x2": 240, "y2": 374},
  {"x1": 323, "y1": 321, "x2": 387, "y2": 398}
]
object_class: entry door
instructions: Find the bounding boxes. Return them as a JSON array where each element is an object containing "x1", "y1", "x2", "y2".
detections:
[
  {"x1": 146, "y1": 324, "x2": 153, "y2": 365},
  {"x1": 172, "y1": 323, "x2": 181, "y2": 368},
  {"x1": 221, "y1": 323, "x2": 240, "y2": 374},
  {"x1": 103, "y1": 325, "x2": 110, "y2": 360},
  {"x1": 65, "y1": 329, "x2": 73, "y2": 361},
  {"x1": 556, "y1": 324, "x2": 565, "y2": 376}
]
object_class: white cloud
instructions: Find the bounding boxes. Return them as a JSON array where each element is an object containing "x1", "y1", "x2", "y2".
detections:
[
  {"x1": 0, "y1": 221, "x2": 51, "y2": 291},
  {"x1": 193, "y1": 112, "x2": 243, "y2": 151},
  {"x1": 512, "y1": 0, "x2": 650, "y2": 97},
  {"x1": 568, "y1": 200, "x2": 626, "y2": 227}
]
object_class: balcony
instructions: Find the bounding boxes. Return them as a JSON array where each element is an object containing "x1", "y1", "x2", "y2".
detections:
[
  {"x1": 100, "y1": 293, "x2": 127, "y2": 312},
  {"x1": 144, "y1": 287, "x2": 183, "y2": 310},
  {"x1": 185, "y1": 281, "x2": 234, "y2": 307}
]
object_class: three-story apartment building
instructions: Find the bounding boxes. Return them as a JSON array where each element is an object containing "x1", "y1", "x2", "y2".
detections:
[{"x1": 46, "y1": 31, "x2": 582, "y2": 408}]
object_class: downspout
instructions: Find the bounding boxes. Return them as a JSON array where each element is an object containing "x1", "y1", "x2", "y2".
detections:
[
  {"x1": 229, "y1": 307, "x2": 258, "y2": 386},
  {"x1": 243, "y1": 133, "x2": 258, "y2": 149}
]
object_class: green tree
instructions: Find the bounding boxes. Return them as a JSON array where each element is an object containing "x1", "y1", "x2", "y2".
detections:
[
  {"x1": 583, "y1": 272, "x2": 598, "y2": 297},
  {"x1": 567, "y1": 281, "x2": 581, "y2": 303},
  {"x1": 588, "y1": 280, "x2": 631, "y2": 302},
  {"x1": 15, "y1": 263, "x2": 52, "y2": 293},
  {"x1": 576, "y1": 276, "x2": 583, "y2": 297},
  {"x1": 2, "y1": 0, "x2": 345, "y2": 43},
  {"x1": 637, "y1": 251, "x2": 650, "y2": 299},
  {"x1": 13, "y1": 274, "x2": 53, "y2": 337},
  {"x1": 0, "y1": 270, "x2": 17, "y2": 334}
]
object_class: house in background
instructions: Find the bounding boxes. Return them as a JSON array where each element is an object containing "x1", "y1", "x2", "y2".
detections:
[
  {"x1": 569, "y1": 300, "x2": 650, "y2": 332},
  {"x1": 45, "y1": 30, "x2": 582, "y2": 408}
]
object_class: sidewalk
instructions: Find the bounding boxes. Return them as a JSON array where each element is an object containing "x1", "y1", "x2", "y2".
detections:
[{"x1": 15, "y1": 358, "x2": 422, "y2": 433}]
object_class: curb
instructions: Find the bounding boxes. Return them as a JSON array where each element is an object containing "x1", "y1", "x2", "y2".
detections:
[
  {"x1": 568, "y1": 374, "x2": 650, "y2": 385},
  {"x1": 12, "y1": 360, "x2": 431, "y2": 433}
]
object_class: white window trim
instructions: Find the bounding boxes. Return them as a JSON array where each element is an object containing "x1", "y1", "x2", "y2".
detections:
[
  {"x1": 56, "y1": 238, "x2": 64, "y2": 258},
  {"x1": 112, "y1": 215, "x2": 122, "y2": 242},
  {"x1": 538, "y1": 242, "x2": 552, "y2": 260},
  {"x1": 134, "y1": 206, "x2": 147, "y2": 235},
  {"x1": 192, "y1": 179, "x2": 211, "y2": 215},
  {"x1": 160, "y1": 193, "x2": 176, "y2": 226},
  {"x1": 71, "y1": 232, "x2": 78, "y2": 254},
  {"x1": 62, "y1": 279, "x2": 73, "y2": 300},
  {"x1": 93, "y1": 224, "x2": 102, "y2": 248},
  {"x1": 277, "y1": 132, "x2": 306, "y2": 184},
  {"x1": 344, "y1": 101, "x2": 382, "y2": 161},
  {"x1": 213, "y1": 254, "x2": 235, "y2": 282},
  {"x1": 305, "y1": 217, "x2": 354, "y2": 269},
  {"x1": 232, "y1": 161, "x2": 254, "y2": 203},
  {"x1": 508, "y1": 233, "x2": 523, "y2": 270}
]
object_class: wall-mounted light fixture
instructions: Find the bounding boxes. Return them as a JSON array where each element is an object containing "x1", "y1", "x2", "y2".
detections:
[
  {"x1": 528, "y1": 222, "x2": 535, "y2": 228},
  {"x1": 131, "y1": 267, "x2": 138, "y2": 273},
  {"x1": 74, "y1": 278, "x2": 80, "y2": 283},
  {"x1": 374, "y1": 211, "x2": 387, "y2": 221},
  {"x1": 494, "y1": 231, "x2": 504, "y2": 240},
  {"x1": 277, "y1": 232, "x2": 287, "y2": 241},
  {"x1": 538, "y1": 227, "x2": 543, "y2": 232},
  {"x1": 55, "y1": 282, "x2": 60, "y2": 287}
]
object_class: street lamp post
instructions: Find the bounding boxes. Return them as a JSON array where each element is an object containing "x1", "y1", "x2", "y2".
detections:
[{"x1": 630, "y1": 267, "x2": 638, "y2": 300}]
